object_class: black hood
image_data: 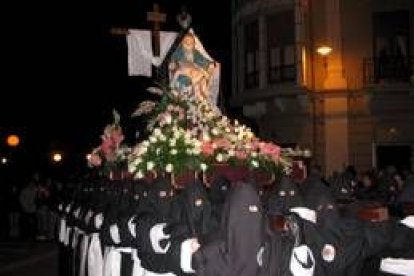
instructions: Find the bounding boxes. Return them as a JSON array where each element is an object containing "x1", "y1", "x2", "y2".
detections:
[
  {"x1": 267, "y1": 176, "x2": 304, "y2": 215},
  {"x1": 221, "y1": 182, "x2": 264, "y2": 275},
  {"x1": 146, "y1": 177, "x2": 173, "y2": 220},
  {"x1": 181, "y1": 179, "x2": 212, "y2": 237}
]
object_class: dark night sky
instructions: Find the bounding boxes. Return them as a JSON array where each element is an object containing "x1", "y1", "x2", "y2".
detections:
[{"x1": 0, "y1": 0, "x2": 231, "y2": 181}]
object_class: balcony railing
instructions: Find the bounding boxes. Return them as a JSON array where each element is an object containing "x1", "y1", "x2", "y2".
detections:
[{"x1": 363, "y1": 56, "x2": 413, "y2": 86}]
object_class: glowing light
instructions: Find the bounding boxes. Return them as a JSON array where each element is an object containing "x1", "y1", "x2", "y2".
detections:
[
  {"x1": 389, "y1": 128, "x2": 397, "y2": 134},
  {"x1": 6, "y1": 135, "x2": 20, "y2": 147},
  {"x1": 52, "y1": 152, "x2": 63, "y2": 163},
  {"x1": 316, "y1": 46, "x2": 332, "y2": 56},
  {"x1": 1, "y1": 157, "x2": 7, "y2": 164}
]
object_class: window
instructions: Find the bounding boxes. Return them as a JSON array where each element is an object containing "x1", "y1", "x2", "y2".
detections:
[
  {"x1": 244, "y1": 21, "x2": 259, "y2": 89},
  {"x1": 372, "y1": 10, "x2": 412, "y2": 83},
  {"x1": 267, "y1": 11, "x2": 296, "y2": 84}
]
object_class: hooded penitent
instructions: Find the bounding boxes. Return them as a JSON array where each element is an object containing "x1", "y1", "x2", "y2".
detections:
[
  {"x1": 302, "y1": 177, "x2": 381, "y2": 276},
  {"x1": 207, "y1": 176, "x2": 231, "y2": 235},
  {"x1": 179, "y1": 179, "x2": 212, "y2": 238},
  {"x1": 194, "y1": 182, "x2": 264, "y2": 276},
  {"x1": 267, "y1": 176, "x2": 304, "y2": 215},
  {"x1": 146, "y1": 177, "x2": 174, "y2": 220}
]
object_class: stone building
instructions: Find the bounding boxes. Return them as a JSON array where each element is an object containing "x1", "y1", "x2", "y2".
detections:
[{"x1": 231, "y1": 0, "x2": 414, "y2": 176}]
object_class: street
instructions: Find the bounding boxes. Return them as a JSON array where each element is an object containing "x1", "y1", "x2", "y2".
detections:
[{"x1": 0, "y1": 241, "x2": 58, "y2": 276}]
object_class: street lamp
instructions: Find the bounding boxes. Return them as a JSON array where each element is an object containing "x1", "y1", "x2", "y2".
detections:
[
  {"x1": 1, "y1": 157, "x2": 7, "y2": 164},
  {"x1": 6, "y1": 134, "x2": 20, "y2": 147},
  {"x1": 316, "y1": 46, "x2": 332, "y2": 56},
  {"x1": 316, "y1": 46, "x2": 332, "y2": 69},
  {"x1": 52, "y1": 152, "x2": 63, "y2": 163}
]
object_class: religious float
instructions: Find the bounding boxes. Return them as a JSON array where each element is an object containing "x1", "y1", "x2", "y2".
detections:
[{"x1": 87, "y1": 6, "x2": 305, "y2": 188}]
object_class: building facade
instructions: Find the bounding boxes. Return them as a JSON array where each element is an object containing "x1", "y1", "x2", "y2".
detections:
[{"x1": 231, "y1": 0, "x2": 414, "y2": 176}]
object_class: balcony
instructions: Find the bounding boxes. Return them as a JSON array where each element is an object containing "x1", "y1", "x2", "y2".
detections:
[{"x1": 363, "y1": 56, "x2": 413, "y2": 86}]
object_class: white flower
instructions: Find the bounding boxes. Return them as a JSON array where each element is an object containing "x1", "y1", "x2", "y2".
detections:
[
  {"x1": 149, "y1": 136, "x2": 157, "y2": 143},
  {"x1": 184, "y1": 131, "x2": 192, "y2": 140},
  {"x1": 128, "y1": 163, "x2": 136, "y2": 174},
  {"x1": 202, "y1": 133, "x2": 211, "y2": 142},
  {"x1": 165, "y1": 114, "x2": 172, "y2": 124},
  {"x1": 194, "y1": 140, "x2": 202, "y2": 148},
  {"x1": 153, "y1": 128, "x2": 162, "y2": 137},
  {"x1": 216, "y1": 153, "x2": 224, "y2": 162},
  {"x1": 147, "y1": 161, "x2": 155, "y2": 171},
  {"x1": 173, "y1": 131, "x2": 180, "y2": 139},
  {"x1": 136, "y1": 171, "x2": 144, "y2": 179},
  {"x1": 142, "y1": 141, "x2": 150, "y2": 147},
  {"x1": 170, "y1": 149, "x2": 178, "y2": 155},
  {"x1": 246, "y1": 131, "x2": 254, "y2": 139},
  {"x1": 192, "y1": 148, "x2": 201, "y2": 155},
  {"x1": 252, "y1": 152, "x2": 258, "y2": 158},
  {"x1": 165, "y1": 164, "x2": 173, "y2": 173},
  {"x1": 228, "y1": 149, "x2": 235, "y2": 157},
  {"x1": 156, "y1": 148, "x2": 161, "y2": 155},
  {"x1": 212, "y1": 128, "x2": 219, "y2": 136},
  {"x1": 169, "y1": 139, "x2": 177, "y2": 147},
  {"x1": 186, "y1": 148, "x2": 193, "y2": 155},
  {"x1": 159, "y1": 134, "x2": 167, "y2": 141},
  {"x1": 251, "y1": 160, "x2": 259, "y2": 168},
  {"x1": 200, "y1": 163, "x2": 208, "y2": 171},
  {"x1": 131, "y1": 157, "x2": 143, "y2": 166}
]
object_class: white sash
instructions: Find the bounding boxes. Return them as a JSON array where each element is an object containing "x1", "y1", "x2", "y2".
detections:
[
  {"x1": 79, "y1": 234, "x2": 90, "y2": 276},
  {"x1": 104, "y1": 247, "x2": 134, "y2": 276},
  {"x1": 59, "y1": 218, "x2": 67, "y2": 243},
  {"x1": 88, "y1": 233, "x2": 104, "y2": 276},
  {"x1": 131, "y1": 249, "x2": 145, "y2": 276}
]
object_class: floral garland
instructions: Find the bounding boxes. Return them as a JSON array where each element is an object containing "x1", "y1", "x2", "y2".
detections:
[{"x1": 128, "y1": 85, "x2": 294, "y2": 181}]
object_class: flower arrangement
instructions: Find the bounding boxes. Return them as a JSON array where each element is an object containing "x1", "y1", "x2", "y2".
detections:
[
  {"x1": 88, "y1": 110, "x2": 130, "y2": 177},
  {"x1": 128, "y1": 85, "x2": 294, "y2": 183}
]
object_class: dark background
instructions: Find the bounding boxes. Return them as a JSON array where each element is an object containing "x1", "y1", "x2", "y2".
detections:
[{"x1": 0, "y1": 0, "x2": 232, "y2": 183}]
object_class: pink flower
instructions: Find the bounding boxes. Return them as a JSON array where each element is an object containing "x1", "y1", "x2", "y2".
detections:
[
  {"x1": 89, "y1": 153, "x2": 102, "y2": 167},
  {"x1": 201, "y1": 141, "x2": 215, "y2": 156},
  {"x1": 250, "y1": 140, "x2": 262, "y2": 151},
  {"x1": 100, "y1": 139, "x2": 114, "y2": 156},
  {"x1": 111, "y1": 127, "x2": 124, "y2": 146},
  {"x1": 214, "y1": 138, "x2": 231, "y2": 149},
  {"x1": 235, "y1": 150, "x2": 248, "y2": 160},
  {"x1": 259, "y1": 142, "x2": 281, "y2": 160}
]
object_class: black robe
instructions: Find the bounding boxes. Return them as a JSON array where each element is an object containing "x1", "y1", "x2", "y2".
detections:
[
  {"x1": 303, "y1": 180, "x2": 400, "y2": 276},
  {"x1": 134, "y1": 177, "x2": 179, "y2": 274},
  {"x1": 193, "y1": 182, "x2": 264, "y2": 276}
]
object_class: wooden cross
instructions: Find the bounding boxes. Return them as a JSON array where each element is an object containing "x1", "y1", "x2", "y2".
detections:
[{"x1": 147, "y1": 3, "x2": 166, "y2": 57}]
